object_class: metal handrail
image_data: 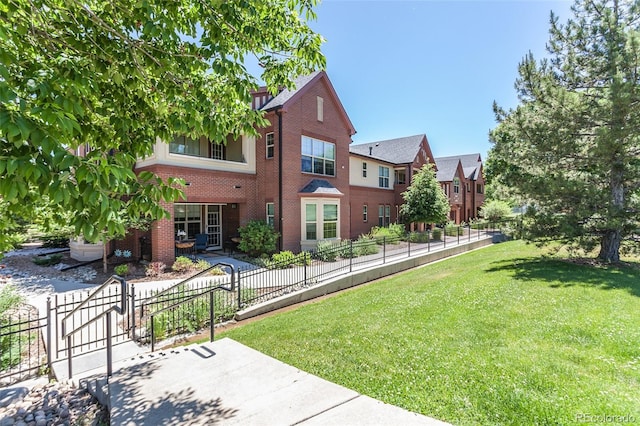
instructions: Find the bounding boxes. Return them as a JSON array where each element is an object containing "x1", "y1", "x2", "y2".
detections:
[
  {"x1": 60, "y1": 274, "x2": 128, "y2": 379},
  {"x1": 144, "y1": 263, "x2": 235, "y2": 351},
  {"x1": 144, "y1": 263, "x2": 235, "y2": 304}
]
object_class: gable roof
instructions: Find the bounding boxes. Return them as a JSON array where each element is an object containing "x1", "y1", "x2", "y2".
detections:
[
  {"x1": 260, "y1": 71, "x2": 356, "y2": 136},
  {"x1": 435, "y1": 153, "x2": 483, "y2": 180},
  {"x1": 349, "y1": 134, "x2": 428, "y2": 165},
  {"x1": 434, "y1": 157, "x2": 462, "y2": 182}
]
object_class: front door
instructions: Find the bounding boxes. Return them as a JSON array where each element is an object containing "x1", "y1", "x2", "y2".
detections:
[{"x1": 207, "y1": 205, "x2": 222, "y2": 249}]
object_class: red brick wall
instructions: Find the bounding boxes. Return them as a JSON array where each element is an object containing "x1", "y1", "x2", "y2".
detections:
[{"x1": 349, "y1": 186, "x2": 397, "y2": 238}]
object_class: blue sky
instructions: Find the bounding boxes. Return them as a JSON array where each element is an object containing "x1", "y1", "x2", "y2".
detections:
[{"x1": 296, "y1": 0, "x2": 573, "y2": 159}]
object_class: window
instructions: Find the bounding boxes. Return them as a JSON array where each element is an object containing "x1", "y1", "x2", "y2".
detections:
[
  {"x1": 317, "y1": 96, "x2": 324, "y2": 122},
  {"x1": 466, "y1": 182, "x2": 471, "y2": 192},
  {"x1": 362, "y1": 162, "x2": 367, "y2": 178},
  {"x1": 305, "y1": 203, "x2": 317, "y2": 240},
  {"x1": 266, "y1": 203, "x2": 275, "y2": 227},
  {"x1": 170, "y1": 135, "x2": 201, "y2": 156},
  {"x1": 378, "y1": 205, "x2": 384, "y2": 227},
  {"x1": 174, "y1": 204, "x2": 201, "y2": 239},
  {"x1": 266, "y1": 132, "x2": 274, "y2": 159},
  {"x1": 395, "y1": 169, "x2": 406, "y2": 185},
  {"x1": 301, "y1": 136, "x2": 335, "y2": 176},
  {"x1": 477, "y1": 183, "x2": 484, "y2": 194},
  {"x1": 211, "y1": 142, "x2": 225, "y2": 160},
  {"x1": 378, "y1": 166, "x2": 390, "y2": 188},
  {"x1": 170, "y1": 135, "x2": 228, "y2": 160},
  {"x1": 323, "y1": 204, "x2": 338, "y2": 238},
  {"x1": 453, "y1": 177, "x2": 460, "y2": 194},
  {"x1": 363, "y1": 205, "x2": 368, "y2": 222},
  {"x1": 378, "y1": 205, "x2": 391, "y2": 227}
]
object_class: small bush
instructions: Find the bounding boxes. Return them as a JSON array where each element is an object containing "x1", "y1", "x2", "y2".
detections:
[
  {"x1": 370, "y1": 226, "x2": 401, "y2": 245},
  {"x1": 172, "y1": 256, "x2": 195, "y2": 273},
  {"x1": 444, "y1": 223, "x2": 464, "y2": 237},
  {"x1": 270, "y1": 250, "x2": 297, "y2": 268},
  {"x1": 315, "y1": 240, "x2": 339, "y2": 262},
  {"x1": 238, "y1": 220, "x2": 280, "y2": 257},
  {"x1": 408, "y1": 232, "x2": 430, "y2": 243},
  {"x1": 479, "y1": 200, "x2": 512, "y2": 222},
  {"x1": 40, "y1": 232, "x2": 71, "y2": 248},
  {"x1": 114, "y1": 264, "x2": 129, "y2": 276},
  {"x1": 32, "y1": 253, "x2": 63, "y2": 266},
  {"x1": 431, "y1": 228, "x2": 442, "y2": 240},
  {"x1": 195, "y1": 259, "x2": 212, "y2": 271},
  {"x1": 353, "y1": 237, "x2": 379, "y2": 256},
  {"x1": 145, "y1": 262, "x2": 167, "y2": 277}
]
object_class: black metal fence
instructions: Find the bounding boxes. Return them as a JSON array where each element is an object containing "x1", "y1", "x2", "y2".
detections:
[{"x1": 0, "y1": 221, "x2": 505, "y2": 384}]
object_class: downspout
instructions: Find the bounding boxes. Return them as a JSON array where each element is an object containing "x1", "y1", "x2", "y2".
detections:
[{"x1": 276, "y1": 109, "x2": 283, "y2": 252}]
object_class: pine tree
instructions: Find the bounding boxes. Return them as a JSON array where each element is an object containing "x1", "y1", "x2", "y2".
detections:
[{"x1": 488, "y1": 0, "x2": 640, "y2": 262}]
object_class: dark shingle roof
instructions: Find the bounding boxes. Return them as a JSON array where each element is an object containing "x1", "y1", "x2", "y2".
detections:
[
  {"x1": 299, "y1": 179, "x2": 343, "y2": 196},
  {"x1": 434, "y1": 153, "x2": 482, "y2": 181},
  {"x1": 260, "y1": 72, "x2": 322, "y2": 111},
  {"x1": 434, "y1": 157, "x2": 461, "y2": 181},
  {"x1": 349, "y1": 135, "x2": 426, "y2": 164}
]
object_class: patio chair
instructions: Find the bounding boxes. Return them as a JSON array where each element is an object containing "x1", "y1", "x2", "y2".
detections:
[{"x1": 194, "y1": 233, "x2": 208, "y2": 252}]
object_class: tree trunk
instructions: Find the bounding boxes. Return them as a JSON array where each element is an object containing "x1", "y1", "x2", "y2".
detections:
[{"x1": 598, "y1": 230, "x2": 621, "y2": 263}]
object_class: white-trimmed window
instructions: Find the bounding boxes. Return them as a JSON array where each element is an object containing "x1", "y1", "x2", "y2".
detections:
[
  {"x1": 170, "y1": 135, "x2": 201, "y2": 156},
  {"x1": 266, "y1": 203, "x2": 275, "y2": 227},
  {"x1": 378, "y1": 166, "x2": 390, "y2": 188},
  {"x1": 453, "y1": 177, "x2": 460, "y2": 194},
  {"x1": 477, "y1": 183, "x2": 484, "y2": 194},
  {"x1": 301, "y1": 136, "x2": 335, "y2": 176},
  {"x1": 363, "y1": 205, "x2": 368, "y2": 222},
  {"x1": 305, "y1": 203, "x2": 317, "y2": 240},
  {"x1": 395, "y1": 169, "x2": 406, "y2": 185},
  {"x1": 211, "y1": 142, "x2": 225, "y2": 160},
  {"x1": 174, "y1": 204, "x2": 202, "y2": 239},
  {"x1": 362, "y1": 162, "x2": 367, "y2": 178},
  {"x1": 302, "y1": 199, "x2": 340, "y2": 241},
  {"x1": 385, "y1": 205, "x2": 391, "y2": 226},
  {"x1": 266, "y1": 132, "x2": 274, "y2": 159}
]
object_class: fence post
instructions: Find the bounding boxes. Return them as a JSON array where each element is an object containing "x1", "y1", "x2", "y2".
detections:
[
  {"x1": 210, "y1": 291, "x2": 215, "y2": 343},
  {"x1": 468, "y1": 224, "x2": 471, "y2": 242},
  {"x1": 130, "y1": 284, "x2": 136, "y2": 340},
  {"x1": 427, "y1": 229, "x2": 430, "y2": 252},
  {"x1": 304, "y1": 254, "x2": 308, "y2": 286},
  {"x1": 383, "y1": 236, "x2": 386, "y2": 264},
  {"x1": 349, "y1": 240, "x2": 353, "y2": 273},
  {"x1": 150, "y1": 315, "x2": 155, "y2": 352},
  {"x1": 407, "y1": 233, "x2": 411, "y2": 257},
  {"x1": 237, "y1": 268, "x2": 242, "y2": 310},
  {"x1": 106, "y1": 311, "x2": 112, "y2": 377},
  {"x1": 457, "y1": 226, "x2": 460, "y2": 245},
  {"x1": 46, "y1": 297, "x2": 53, "y2": 381}
]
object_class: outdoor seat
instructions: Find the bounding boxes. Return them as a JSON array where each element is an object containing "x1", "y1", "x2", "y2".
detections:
[{"x1": 194, "y1": 233, "x2": 208, "y2": 252}]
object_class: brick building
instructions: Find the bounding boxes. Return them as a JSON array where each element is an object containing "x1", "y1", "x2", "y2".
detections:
[{"x1": 434, "y1": 154, "x2": 485, "y2": 224}]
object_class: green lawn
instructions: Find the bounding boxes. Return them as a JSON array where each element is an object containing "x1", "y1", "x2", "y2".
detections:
[{"x1": 218, "y1": 241, "x2": 640, "y2": 425}]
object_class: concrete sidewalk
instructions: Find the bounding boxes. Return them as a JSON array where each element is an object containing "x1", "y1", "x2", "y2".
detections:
[{"x1": 109, "y1": 338, "x2": 450, "y2": 425}]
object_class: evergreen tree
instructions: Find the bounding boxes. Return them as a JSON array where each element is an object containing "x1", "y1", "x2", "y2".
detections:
[
  {"x1": 488, "y1": 0, "x2": 640, "y2": 262},
  {"x1": 400, "y1": 164, "x2": 449, "y2": 225}
]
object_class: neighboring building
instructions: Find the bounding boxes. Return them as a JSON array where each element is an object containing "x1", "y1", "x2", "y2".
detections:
[
  {"x1": 134, "y1": 71, "x2": 356, "y2": 263},
  {"x1": 434, "y1": 154, "x2": 485, "y2": 224},
  {"x1": 115, "y1": 71, "x2": 484, "y2": 264},
  {"x1": 348, "y1": 135, "x2": 436, "y2": 236}
]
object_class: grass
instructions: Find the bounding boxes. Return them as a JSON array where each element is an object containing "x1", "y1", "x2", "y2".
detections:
[{"x1": 217, "y1": 241, "x2": 640, "y2": 425}]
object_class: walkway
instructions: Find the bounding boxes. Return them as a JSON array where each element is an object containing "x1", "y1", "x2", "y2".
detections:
[{"x1": 108, "y1": 338, "x2": 450, "y2": 425}]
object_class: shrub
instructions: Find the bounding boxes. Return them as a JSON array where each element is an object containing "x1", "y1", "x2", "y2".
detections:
[
  {"x1": 353, "y1": 237, "x2": 379, "y2": 256},
  {"x1": 315, "y1": 240, "x2": 339, "y2": 262},
  {"x1": 114, "y1": 264, "x2": 129, "y2": 276},
  {"x1": 40, "y1": 230, "x2": 72, "y2": 248},
  {"x1": 145, "y1": 262, "x2": 167, "y2": 277},
  {"x1": 370, "y1": 226, "x2": 401, "y2": 245},
  {"x1": 444, "y1": 222, "x2": 464, "y2": 237},
  {"x1": 431, "y1": 228, "x2": 442, "y2": 240},
  {"x1": 270, "y1": 251, "x2": 297, "y2": 268},
  {"x1": 195, "y1": 259, "x2": 212, "y2": 271},
  {"x1": 479, "y1": 200, "x2": 512, "y2": 222},
  {"x1": 408, "y1": 232, "x2": 430, "y2": 243},
  {"x1": 32, "y1": 253, "x2": 63, "y2": 266},
  {"x1": 238, "y1": 220, "x2": 279, "y2": 257},
  {"x1": 1, "y1": 284, "x2": 25, "y2": 370},
  {"x1": 172, "y1": 256, "x2": 195, "y2": 273}
]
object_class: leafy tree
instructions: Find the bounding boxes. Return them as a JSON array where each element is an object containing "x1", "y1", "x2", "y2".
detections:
[
  {"x1": 0, "y1": 0, "x2": 325, "y2": 253},
  {"x1": 400, "y1": 164, "x2": 449, "y2": 225},
  {"x1": 488, "y1": 0, "x2": 640, "y2": 262}
]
